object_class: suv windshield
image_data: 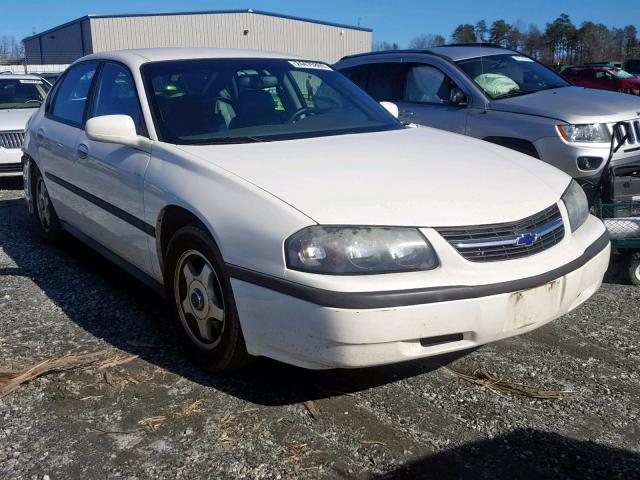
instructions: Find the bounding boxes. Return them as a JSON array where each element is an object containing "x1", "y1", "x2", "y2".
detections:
[
  {"x1": 142, "y1": 58, "x2": 402, "y2": 144},
  {"x1": 456, "y1": 54, "x2": 569, "y2": 99},
  {"x1": 0, "y1": 78, "x2": 50, "y2": 109}
]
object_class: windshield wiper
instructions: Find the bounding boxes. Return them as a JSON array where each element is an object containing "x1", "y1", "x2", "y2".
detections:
[{"x1": 196, "y1": 136, "x2": 268, "y2": 145}]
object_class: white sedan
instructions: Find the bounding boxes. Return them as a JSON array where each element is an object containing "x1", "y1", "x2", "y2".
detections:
[
  {"x1": 23, "y1": 48, "x2": 610, "y2": 371},
  {"x1": 0, "y1": 73, "x2": 50, "y2": 176}
]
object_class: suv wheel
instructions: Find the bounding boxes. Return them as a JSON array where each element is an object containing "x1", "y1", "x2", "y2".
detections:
[
  {"x1": 164, "y1": 225, "x2": 251, "y2": 372},
  {"x1": 33, "y1": 167, "x2": 62, "y2": 244}
]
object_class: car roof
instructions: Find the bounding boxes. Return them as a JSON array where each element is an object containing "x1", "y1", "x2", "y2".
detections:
[
  {"x1": 76, "y1": 48, "x2": 305, "y2": 70},
  {"x1": 337, "y1": 44, "x2": 519, "y2": 63}
]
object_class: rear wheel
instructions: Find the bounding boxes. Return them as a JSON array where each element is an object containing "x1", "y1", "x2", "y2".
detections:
[
  {"x1": 629, "y1": 253, "x2": 640, "y2": 286},
  {"x1": 32, "y1": 166, "x2": 62, "y2": 244},
  {"x1": 164, "y1": 225, "x2": 251, "y2": 372}
]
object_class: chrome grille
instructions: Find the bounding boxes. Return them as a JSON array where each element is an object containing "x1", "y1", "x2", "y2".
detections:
[
  {"x1": 436, "y1": 204, "x2": 565, "y2": 262},
  {"x1": 612, "y1": 120, "x2": 640, "y2": 146},
  {"x1": 0, "y1": 162, "x2": 22, "y2": 173},
  {"x1": 0, "y1": 131, "x2": 25, "y2": 149}
]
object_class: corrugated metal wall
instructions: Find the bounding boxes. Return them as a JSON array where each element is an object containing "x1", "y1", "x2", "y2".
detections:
[
  {"x1": 89, "y1": 12, "x2": 371, "y2": 63},
  {"x1": 25, "y1": 21, "x2": 90, "y2": 64}
]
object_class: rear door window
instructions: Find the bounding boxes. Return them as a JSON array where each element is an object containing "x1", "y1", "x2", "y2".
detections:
[
  {"x1": 340, "y1": 64, "x2": 370, "y2": 90},
  {"x1": 366, "y1": 63, "x2": 405, "y2": 102},
  {"x1": 50, "y1": 63, "x2": 98, "y2": 126}
]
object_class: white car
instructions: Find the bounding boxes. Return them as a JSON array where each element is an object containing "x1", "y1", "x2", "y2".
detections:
[
  {"x1": 23, "y1": 49, "x2": 610, "y2": 371},
  {"x1": 0, "y1": 73, "x2": 50, "y2": 176}
]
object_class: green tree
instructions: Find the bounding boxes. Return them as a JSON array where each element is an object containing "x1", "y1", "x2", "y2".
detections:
[
  {"x1": 489, "y1": 19, "x2": 512, "y2": 46},
  {"x1": 452, "y1": 24, "x2": 476, "y2": 43},
  {"x1": 475, "y1": 20, "x2": 488, "y2": 42}
]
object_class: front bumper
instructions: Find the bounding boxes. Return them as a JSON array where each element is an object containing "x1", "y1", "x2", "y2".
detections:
[
  {"x1": 230, "y1": 218, "x2": 610, "y2": 370},
  {"x1": 0, "y1": 147, "x2": 23, "y2": 177},
  {"x1": 534, "y1": 136, "x2": 640, "y2": 181}
]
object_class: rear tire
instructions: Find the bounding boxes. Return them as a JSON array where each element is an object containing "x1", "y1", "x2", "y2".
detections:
[
  {"x1": 32, "y1": 166, "x2": 63, "y2": 244},
  {"x1": 164, "y1": 224, "x2": 251, "y2": 373},
  {"x1": 629, "y1": 253, "x2": 640, "y2": 286}
]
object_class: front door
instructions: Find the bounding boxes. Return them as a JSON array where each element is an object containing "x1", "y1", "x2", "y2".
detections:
[
  {"x1": 395, "y1": 63, "x2": 469, "y2": 134},
  {"x1": 73, "y1": 62, "x2": 152, "y2": 273}
]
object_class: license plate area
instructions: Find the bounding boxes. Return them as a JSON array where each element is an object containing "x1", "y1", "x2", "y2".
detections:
[{"x1": 504, "y1": 279, "x2": 563, "y2": 332}]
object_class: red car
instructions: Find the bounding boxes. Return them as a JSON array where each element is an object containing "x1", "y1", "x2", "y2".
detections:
[{"x1": 562, "y1": 67, "x2": 640, "y2": 95}]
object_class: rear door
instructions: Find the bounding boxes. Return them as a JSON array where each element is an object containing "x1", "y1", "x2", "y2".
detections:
[
  {"x1": 72, "y1": 61, "x2": 153, "y2": 273},
  {"x1": 37, "y1": 62, "x2": 99, "y2": 222}
]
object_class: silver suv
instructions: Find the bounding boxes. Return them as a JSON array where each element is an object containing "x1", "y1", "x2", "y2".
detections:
[{"x1": 335, "y1": 45, "x2": 640, "y2": 198}]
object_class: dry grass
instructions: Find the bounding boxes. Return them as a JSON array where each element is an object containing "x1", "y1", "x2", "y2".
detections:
[
  {"x1": 138, "y1": 399, "x2": 205, "y2": 431},
  {"x1": 448, "y1": 368, "x2": 575, "y2": 400},
  {"x1": 0, "y1": 350, "x2": 138, "y2": 398}
]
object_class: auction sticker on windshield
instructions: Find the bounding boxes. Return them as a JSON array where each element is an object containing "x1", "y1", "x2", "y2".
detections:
[
  {"x1": 19, "y1": 80, "x2": 43, "y2": 84},
  {"x1": 288, "y1": 61, "x2": 332, "y2": 70}
]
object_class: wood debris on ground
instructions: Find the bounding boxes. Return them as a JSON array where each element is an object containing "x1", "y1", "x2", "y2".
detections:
[
  {"x1": 447, "y1": 368, "x2": 576, "y2": 400},
  {"x1": 359, "y1": 439, "x2": 387, "y2": 446},
  {"x1": 303, "y1": 400, "x2": 321, "y2": 419},
  {"x1": 0, "y1": 350, "x2": 137, "y2": 397},
  {"x1": 138, "y1": 399, "x2": 205, "y2": 431}
]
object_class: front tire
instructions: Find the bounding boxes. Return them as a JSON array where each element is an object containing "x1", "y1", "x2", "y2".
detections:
[
  {"x1": 32, "y1": 166, "x2": 62, "y2": 244},
  {"x1": 164, "y1": 225, "x2": 251, "y2": 372}
]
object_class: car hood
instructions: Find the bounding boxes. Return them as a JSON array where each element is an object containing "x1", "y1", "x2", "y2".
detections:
[
  {"x1": 179, "y1": 127, "x2": 570, "y2": 227},
  {"x1": 489, "y1": 86, "x2": 640, "y2": 124},
  {"x1": 0, "y1": 108, "x2": 36, "y2": 132}
]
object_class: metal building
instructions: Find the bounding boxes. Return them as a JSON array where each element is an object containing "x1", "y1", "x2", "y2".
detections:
[{"x1": 23, "y1": 9, "x2": 372, "y2": 65}]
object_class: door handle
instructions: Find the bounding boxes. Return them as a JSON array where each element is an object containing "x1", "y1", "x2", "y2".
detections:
[{"x1": 77, "y1": 143, "x2": 89, "y2": 159}]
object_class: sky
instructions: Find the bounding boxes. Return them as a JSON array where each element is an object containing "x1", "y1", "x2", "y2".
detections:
[{"x1": 2, "y1": 0, "x2": 639, "y2": 46}]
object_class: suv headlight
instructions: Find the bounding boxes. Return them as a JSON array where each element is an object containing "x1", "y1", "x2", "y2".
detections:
[
  {"x1": 561, "y1": 180, "x2": 589, "y2": 232},
  {"x1": 557, "y1": 124, "x2": 611, "y2": 143},
  {"x1": 285, "y1": 226, "x2": 439, "y2": 274}
]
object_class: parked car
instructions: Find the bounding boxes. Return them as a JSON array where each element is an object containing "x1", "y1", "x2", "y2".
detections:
[
  {"x1": 23, "y1": 48, "x2": 610, "y2": 372},
  {"x1": 562, "y1": 66, "x2": 640, "y2": 95},
  {"x1": 33, "y1": 72, "x2": 63, "y2": 85},
  {"x1": 334, "y1": 45, "x2": 640, "y2": 201},
  {"x1": 624, "y1": 59, "x2": 640, "y2": 77},
  {"x1": 0, "y1": 73, "x2": 50, "y2": 177}
]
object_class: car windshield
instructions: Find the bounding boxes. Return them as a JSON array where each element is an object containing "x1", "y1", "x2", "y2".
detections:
[
  {"x1": 0, "y1": 78, "x2": 50, "y2": 109},
  {"x1": 142, "y1": 58, "x2": 402, "y2": 144},
  {"x1": 610, "y1": 69, "x2": 635, "y2": 79},
  {"x1": 456, "y1": 54, "x2": 569, "y2": 99}
]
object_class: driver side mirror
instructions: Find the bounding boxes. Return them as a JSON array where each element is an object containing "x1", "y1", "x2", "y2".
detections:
[
  {"x1": 85, "y1": 115, "x2": 151, "y2": 152},
  {"x1": 449, "y1": 88, "x2": 468, "y2": 107}
]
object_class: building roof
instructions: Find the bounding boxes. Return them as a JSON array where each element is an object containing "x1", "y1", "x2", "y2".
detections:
[{"x1": 23, "y1": 8, "x2": 372, "y2": 42}]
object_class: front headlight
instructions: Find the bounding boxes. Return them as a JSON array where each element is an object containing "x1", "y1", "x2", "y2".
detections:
[
  {"x1": 561, "y1": 180, "x2": 589, "y2": 232},
  {"x1": 557, "y1": 124, "x2": 611, "y2": 143},
  {"x1": 285, "y1": 226, "x2": 439, "y2": 274}
]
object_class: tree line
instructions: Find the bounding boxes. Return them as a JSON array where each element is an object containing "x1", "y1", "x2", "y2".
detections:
[{"x1": 374, "y1": 14, "x2": 640, "y2": 65}]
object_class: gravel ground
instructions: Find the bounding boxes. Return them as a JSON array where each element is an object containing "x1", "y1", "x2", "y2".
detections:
[{"x1": 0, "y1": 178, "x2": 639, "y2": 480}]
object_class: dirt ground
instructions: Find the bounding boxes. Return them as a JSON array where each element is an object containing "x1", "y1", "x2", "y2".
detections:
[{"x1": 1, "y1": 178, "x2": 639, "y2": 480}]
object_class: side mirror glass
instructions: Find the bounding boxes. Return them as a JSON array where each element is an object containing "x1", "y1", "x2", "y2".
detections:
[
  {"x1": 85, "y1": 115, "x2": 150, "y2": 152},
  {"x1": 449, "y1": 88, "x2": 467, "y2": 107},
  {"x1": 379, "y1": 101, "x2": 399, "y2": 119}
]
